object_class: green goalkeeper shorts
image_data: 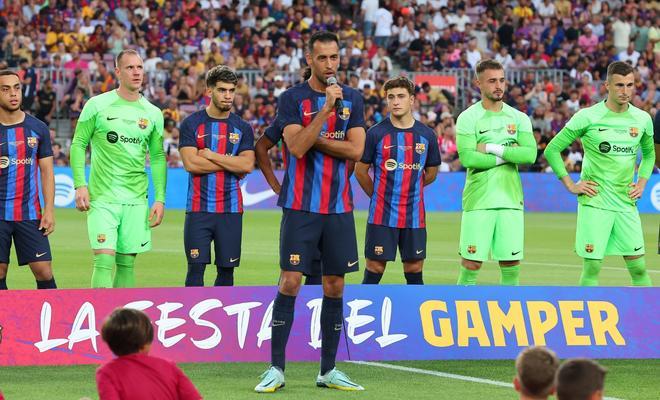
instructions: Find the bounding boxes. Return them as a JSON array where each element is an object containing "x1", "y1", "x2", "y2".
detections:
[
  {"x1": 459, "y1": 209, "x2": 524, "y2": 262},
  {"x1": 575, "y1": 204, "x2": 644, "y2": 259},
  {"x1": 87, "y1": 201, "x2": 152, "y2": 254}
]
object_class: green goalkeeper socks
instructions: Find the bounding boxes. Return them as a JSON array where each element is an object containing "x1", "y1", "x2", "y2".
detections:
[
  {"x1": 579, "y1": 259, "x2": 602, "y2": 286},
  {"x1": 457, "y1": 267, "x2": 479, "y2": 285},
  {"x1": 499, "y1": 265, "x2": 520, "y2": 285},
  {"x1": 114, "y1": 254, "x2": 136, "y2": 288},
  {"x1": 91, "y1": 253, "x2": 114, "y2": 288},
  {"x1": 625, "y1": 257, "x2": 652, "y2": 286}
]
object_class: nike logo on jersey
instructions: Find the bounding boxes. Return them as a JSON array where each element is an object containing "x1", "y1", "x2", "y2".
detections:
[
  {"x1": 35, "y1": 252, "x2": 47, "y2": 258},
  {"x1": 106, "y1": 117, "x2": 119, "y2": 121},
  {"x1": 197, "y1": 134, "x2": 209, "y2": 139},
  {"x1": 272, "y1": 320, "x2": 285, "y2": 327},
  {"x1": 241, "y1": 181, "x2": 277, "y2": 206},
  {"x1": 348, "y1": 260, "x2": 358, "y2": 267},
  {"x1": 230, "y1": 257, "x2": 240, "y2": 262},
  {"x1": 303, "y1": 110, "x2": 319, "y2": 117},
  {"x1": 634, "y1": 246, "x2": 643, "y2": 251},
  {"x1": 416, "y1": 249, "x2": 424, "y2": 254},
  {"x1": 334, "y1": 324, "x2": 343, "y2": 331},
  {"x1": 511, "y1": 251, "x2": 521, "y2": 256},
  {"x1": 479, "y1": 130, "x2": 489, "y2": 134},
  {"x1": 141, "y1": 241, "x2": 149, "y2": 247},
  {"x1": 384, "y1": 145, "x2": 397, "y2": 149},
  {"x1": 598, "y1": 128, "x2": 608, "y2": 131}
]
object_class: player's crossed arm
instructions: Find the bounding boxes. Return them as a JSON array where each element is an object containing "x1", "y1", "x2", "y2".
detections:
[
  {"x1": 180, "y1": 147, "x2": 227, "y2": 175},
  {"x1": 199, "y1": 148, "x2": 255, "y2": 176},
  {"x1": 313, "y1": 126, "x2": 366, "y2": 161}
]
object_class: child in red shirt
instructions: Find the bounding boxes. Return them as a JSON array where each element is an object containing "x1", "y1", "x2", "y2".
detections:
[{"x1": 96, "y1": 308, "x2": 202, "y2": 400}]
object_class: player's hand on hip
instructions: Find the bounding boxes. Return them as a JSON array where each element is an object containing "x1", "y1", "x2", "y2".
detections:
[
  {"x1": 39, "y1": 208, "x2": 55, "y2": 236},
  {"x1": 628, "y1": 181, "x2": 646, "y2": 200},
  {"x1": 570, "y1": 180, "x2": 598, "y2": 197},
  {"x1": 75, "y1": 186, "x2": 90, "y2": 211},
  {"x1": 324, "y1": 84, "x2": 343, "y2": 112},
  {"x1": 149, "y1": 201, "x2": 165, "y2": 227}
]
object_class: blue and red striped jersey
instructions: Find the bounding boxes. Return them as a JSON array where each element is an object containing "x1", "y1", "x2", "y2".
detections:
[
  {"x1": 179, "y1": 110, "x2": 254, "y2": 214},
  {"x1": 0, "y1": 114, "x2": 52, "y2": 221},
  {"x1": 277, "y1": 82, "x2": 366, "y2": 214},
  {"x1": 361, "y1": 118, "x2": 441, "y2": 228}
]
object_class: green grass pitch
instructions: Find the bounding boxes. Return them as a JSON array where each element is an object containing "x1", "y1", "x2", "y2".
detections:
[{"x1": 1, "y1": 209, "x2": 658, "y2": 399}]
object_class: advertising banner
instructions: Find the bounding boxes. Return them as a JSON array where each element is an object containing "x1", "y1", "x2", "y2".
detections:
[{"x1": 0, "y1": 285, "x2": 657, "y2": 366}]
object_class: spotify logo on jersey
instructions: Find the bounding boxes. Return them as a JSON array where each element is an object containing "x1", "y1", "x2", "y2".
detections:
[
  {"x1": 599, "y1": 141, "x2": 611, "y2": 153},
  {"x1": 107, "y1": 131, "x2": 119, "y2": 143},
  {"x1": 385, "y1": 159, "x2": 398, "y2": 171}
]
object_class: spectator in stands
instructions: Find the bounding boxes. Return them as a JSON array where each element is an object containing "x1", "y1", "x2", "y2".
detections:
[
  {"x1": 556, "y1": 358, "x2": 607, "y2": 400},
  {"x1": 35, "y1": 78, "x2": 56, "y2": 126},
  {"x1": 96, "y1": 308, "x2": 202, "y2": 400},
  {"x1": 52, "y1": 142, "x2": 69, "y2": 167},
  {"x1": 513, "y1": 346, "x2": 559, "y2": 400}
]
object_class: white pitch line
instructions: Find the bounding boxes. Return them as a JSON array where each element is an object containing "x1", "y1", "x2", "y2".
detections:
[{"x1": 349, "y1": 360, "x2": 625, "y2": 400}]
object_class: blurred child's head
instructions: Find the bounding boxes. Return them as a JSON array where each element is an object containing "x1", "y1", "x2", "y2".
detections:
[{"x1": 101, "y1": 308, "x2": 154, "y2": 356}]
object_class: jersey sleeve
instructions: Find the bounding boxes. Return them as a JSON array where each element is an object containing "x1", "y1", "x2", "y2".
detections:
[
  {"x1": 36, "y1": 123, "x2": 53, "y2": 159},
  {"x1": 278, "y1": 90, "x2": 301, "y2": 128},
  {"x1": 178, "y1": 116, "x2": 197, "y2": 149},
  {"x1": 347, "y1": 89, "x2": 366, "y2": 130},
  {"x1": 70, "y1": 98, "x2": 98, "y2": 188},
  {"x1": 264, "y1": 116, "x2": 283, "y2": 143},
  {"x1": 425, "y1": 129, "x2": 442, "y2": 167},
  {"x1": 148, "y1": 109, "x2": 167, "y2": 203},
  {"x1": 654, "y1": 110, "x2": 660, "y2": 144},
  {"x1": 562, "y1": 108, "x2": 590, "y2": 136},
  {"x1": 456, "y1": 110, "x2": 499, "y2": 169},
  {"x1": 238, "y1": 121, "x2": 255, "y2": 153},
  {"x1": 502, "y1": 113, "x2": 536, "y2": 164},
  {"x1": 360, "y1": 126, "x2": 378, "y2": 164}
]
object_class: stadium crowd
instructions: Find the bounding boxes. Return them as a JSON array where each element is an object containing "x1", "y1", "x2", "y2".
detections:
[{"x1": 2, "y1": 0, "x2": 658, "y2": 173}]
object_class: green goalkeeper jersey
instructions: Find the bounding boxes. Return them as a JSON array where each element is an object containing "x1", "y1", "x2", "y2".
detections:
[
  {"x1": 456, "y1": 101, "x2": 536, "y2": 211},
  {"x1": 70, "y1": 90, "x2": 167, "y2": 204},
  {"x1": 544, "y1": 101, "x2": 655, "y2": 212}
]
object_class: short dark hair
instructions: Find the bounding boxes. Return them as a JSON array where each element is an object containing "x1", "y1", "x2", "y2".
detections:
[
  {"x1": 475, "y1": 59, "x2": 504, "y2": 76},
  {"x1": 206, "y1": 65, "x2": 238, "y2": 88},
  {"x1": 307, "y1": 31, "x2": 339, "y2": 53},
  {"x1": 0, "y1": 70, "x2": 20, "y2": 79},
  {"x1": 556, "y1": 358, "x2": 607, "y2": 400},
  {"x1": 101, "y1": 308, "x2": 154, "y2": 356},
  {"x1": 115, "y1": 49, "x2": 141, "y2": 68},
  {"x1": 606, "y1": 61, "x2": 634, "y2": 80},
  {"x1": 383, "y1": 76, "x2": 416, "y2": 96},
  {"x1": 515, "y1": 347, "x2": 559, "y2": 398}
]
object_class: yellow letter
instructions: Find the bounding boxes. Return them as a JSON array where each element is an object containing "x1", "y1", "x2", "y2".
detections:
[
  {"x1": 588, "y1": 301, "x2": 626, "y2": 346},
  {"x1": 558, "y1": 301, "x2": 591, "y2": 346},
  {"x1": 527, "y1": 301, "x2": 559, "y2": 346},
  {"x1": 419, "y1": 300, "x2": 454, "y2": 347},
  {"x1": 456, "y1": 301, "x2": 490, "y2": 347},
  {"x1": 487, "y1": 301, "x2": 529, "y2": 347}
]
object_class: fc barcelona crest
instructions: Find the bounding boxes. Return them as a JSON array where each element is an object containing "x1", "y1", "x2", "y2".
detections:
[
  {"x1": 629, "y1": 127, "x2": 639, "y2": 137},
  {"x1": 467, "y1": 245, "x2": 477, "y2": 254},
  {"x1": 415, "y1": 143, "x2": 426, "y2": 154},
  {"x1": 338, "y1": 107, "x2": 351, "y2": 120},
  {"x1": 290, "y1": 254, "x2": 300, "y2": 266},
  {"x1": 190, "y1": 248, "x2": 199, "y2": 259},
  {"x1": 97, "y1": 234, "x2": 106, "y2": 243},
  {"x1": 374, "y1": 246, "x2": 384, "y2": 256},
  {"x1": 506, "y1": 124, "x2": 517, "y2": 135},
  {"x1": 229, "y1": 132, "x2": 240, "y2": 144},
  {"x1": 585, "y1": 244, "x2": 594, "y2": 253},
  {"x1": 27, "y1": 137, "x2": 38, "y2": 148},
  {"x1": 138, "y1": 118, "x2": 149, "y2": 129}
]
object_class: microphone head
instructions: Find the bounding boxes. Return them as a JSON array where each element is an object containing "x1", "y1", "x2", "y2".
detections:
[{"x1": 326, "y1": 76, "x2": 338, "y2": 85}]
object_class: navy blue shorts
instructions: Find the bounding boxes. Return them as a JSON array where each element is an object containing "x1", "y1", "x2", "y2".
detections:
[
  {"x1": 280, "y1": 209, "x2": 359, "y2": 276},
  {"x1": 365, "y1": 223, "x2": 427, "y2": 262},
  {"x1": 0, "y1": 220, "x2": 52, "y2": 265},
  {"x1": 184, "y1": 212, "x2": 242, "y2": 268}
]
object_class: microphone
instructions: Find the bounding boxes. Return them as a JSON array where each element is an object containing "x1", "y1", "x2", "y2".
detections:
[{"x1": 326, "y1": 76, "x2": 343, "y2": 112}]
